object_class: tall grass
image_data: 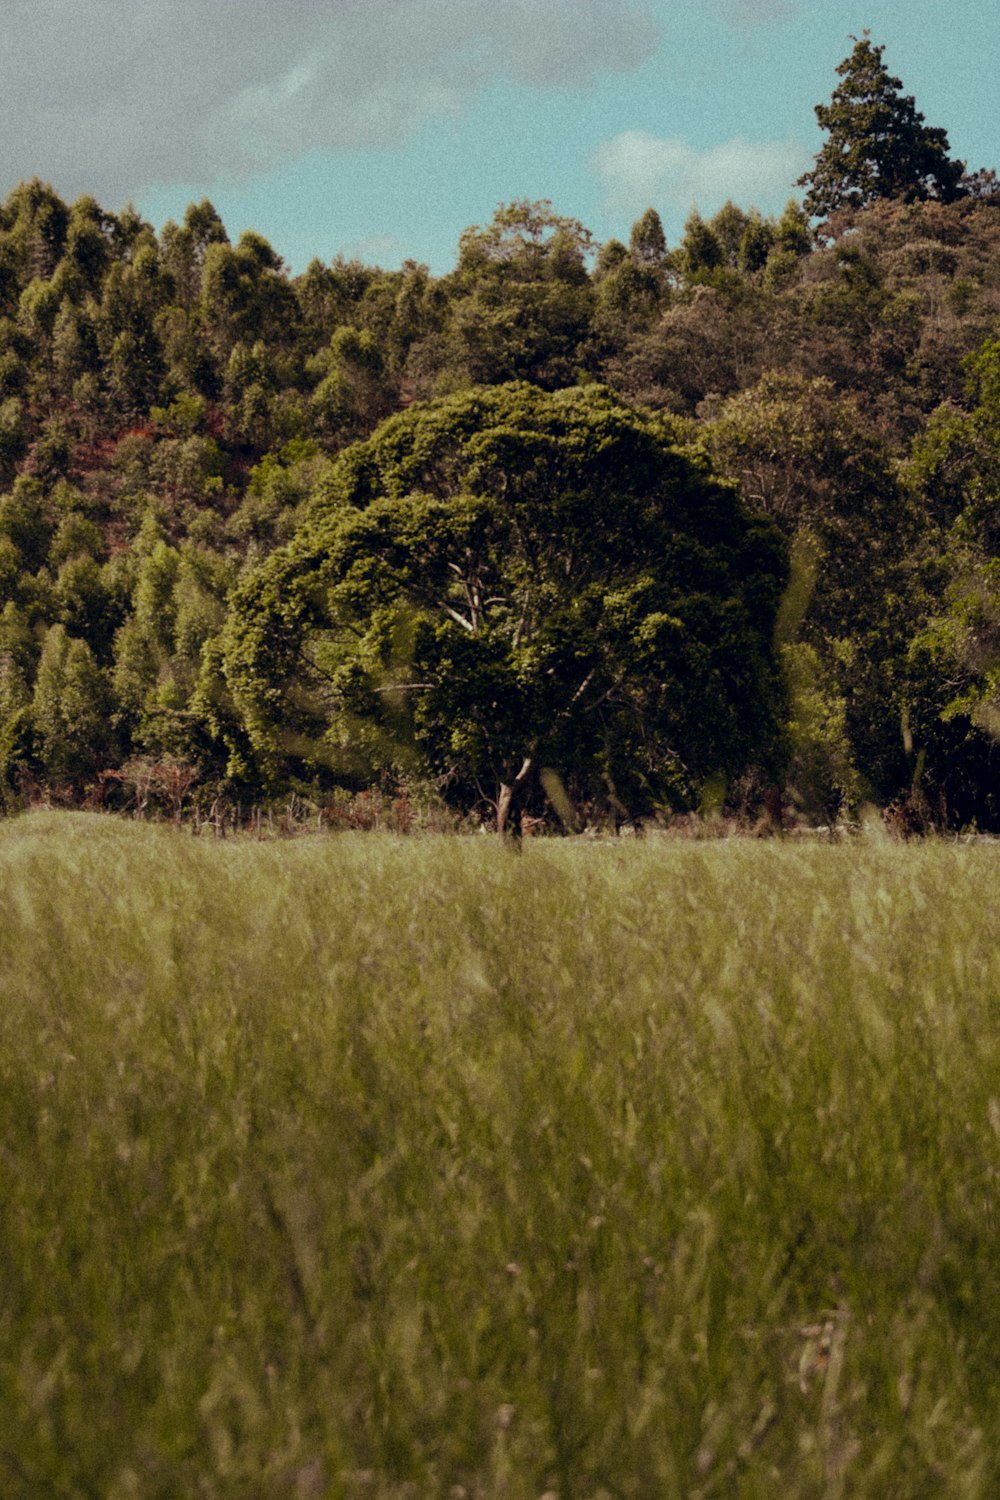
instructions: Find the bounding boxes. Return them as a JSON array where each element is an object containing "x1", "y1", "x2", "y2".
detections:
[{"x1": 2, "y1": 812, "x2": 1000, "y2": 1497}]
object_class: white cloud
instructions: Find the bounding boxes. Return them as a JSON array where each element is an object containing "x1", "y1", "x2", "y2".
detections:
[
  {"x1": 0, "y1": 0, "x2": 659, "y2": 203},
  {"x1": 593, "y1": 130, "x2": 810, "y2": 221}
]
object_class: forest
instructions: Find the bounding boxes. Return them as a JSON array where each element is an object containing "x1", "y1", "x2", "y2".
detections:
[{"x1": 1, "y1": 36, "x2": 999, "y2": 833}]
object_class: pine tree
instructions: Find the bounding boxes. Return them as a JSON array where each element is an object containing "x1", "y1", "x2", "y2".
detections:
[{"x1": 798, "y1": 34, "x2": 965, "y2": 217}]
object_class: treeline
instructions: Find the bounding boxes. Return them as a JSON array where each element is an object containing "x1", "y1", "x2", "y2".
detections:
[{"x1": 0, "y1": 120, "x2": 999, "y2": 828}]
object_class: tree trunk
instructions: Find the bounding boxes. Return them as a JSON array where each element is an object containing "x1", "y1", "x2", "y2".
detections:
[{"x1": 496, "y1": 756, "x2": 536, "y2": 839}]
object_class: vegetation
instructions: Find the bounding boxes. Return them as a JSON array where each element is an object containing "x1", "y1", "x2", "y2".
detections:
[
  {"x1": 3, "y1": 812, "x2": 1000, "y2": 1497},
  {"x1": 224, "y1": 383, "x2": 788, "y2": 829},
  {"x1": 0, "y1": 39, "x2": 998, "y2": 831},
  {"x1": 5, "y1": 37, "x2": 1000, "y2": 1500},
  {"x1": 797, "y1": 33, "x2": 966, "y2": 216}
]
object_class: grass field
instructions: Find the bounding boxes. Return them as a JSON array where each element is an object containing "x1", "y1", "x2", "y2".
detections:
[{"x1": 3, "y1": 812, "x2": 1000, "y2": 1498}]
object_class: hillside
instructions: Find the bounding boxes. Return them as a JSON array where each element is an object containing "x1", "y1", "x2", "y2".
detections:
[{"x1": 1, "y1": 173, "x2": 999, "y2": 828}]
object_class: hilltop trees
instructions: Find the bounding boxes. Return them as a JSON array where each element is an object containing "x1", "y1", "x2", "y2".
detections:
[
  {"x1": 799, "y1": 35, "x2": 966, "y2": 217},
  {"x1": 224, "y1": 384, "x2": 788, "y2": 832}
]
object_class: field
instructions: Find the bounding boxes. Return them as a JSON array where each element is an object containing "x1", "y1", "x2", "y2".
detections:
[{"x1": 3, "y1": 813, "x2": 1000, "y2": 1498}]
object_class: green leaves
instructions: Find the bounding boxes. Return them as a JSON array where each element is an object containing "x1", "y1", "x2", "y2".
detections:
[
  {"x1": 445, "y1": 202, "x2": 597, "y2": 390},
  {"x1": 32, "y1": 624, "x2": 112, "y2": 785},
  {"x1": 901, "y1": 336, "x2": 1000, "y2": 820},
  {"x1": 799, "y1": 36, "x2": 965, "y2": 218},
  {"x1": 225, "y1": 383, "x2": 789, "y2": 823}
]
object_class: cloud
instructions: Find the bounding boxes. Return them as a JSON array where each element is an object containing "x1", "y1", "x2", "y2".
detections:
[
  {"x1": 0, "y1": 0, "x2": 659, "y2": 203},
  {"x1": 593, "y1": 130, "x2": 810, "y2": 221}
]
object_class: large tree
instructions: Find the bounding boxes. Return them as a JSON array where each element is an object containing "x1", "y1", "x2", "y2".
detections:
[
  {"x1": 223, "y1": 383, "x2": 788, "y2": 832},
  {"x1": 799, "y1": 35, "x2": 965, "y2": 218}
]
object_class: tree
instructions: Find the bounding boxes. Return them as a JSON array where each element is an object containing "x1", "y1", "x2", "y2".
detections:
[
  {"x1": 159, "y1": 200, "x2": 229, "y2": 309},
  {"x1": 0, "y1": 477, "x2": 53, "y2": 572},
  {"x1": 111, "y1": 531, "x2": 230, "y2": 769},
  {"x1": 0, "y1": 179, "x2": 69, "y2": 284},
  {"x1": 200, "y1": 232, "x2": 298, "y2": 365},
  {"x1": 97, "y1": 255, "x2": 167, "y2": 419},
  {"x1": 0, "y1": 397, "x2": 27, "y2": 479},
  {"x1": 51, "y1": 300, "x2": 100, "y2": 398},
  {"x1": 309, "y1": 326, "x2": 394, "y2": 447},
  {"x1": 679, "y1": 210, "x2": 723, "y2": 278},
  {"x1": 902, "y1": 338, "x2": 1000, "y2": 826},
  {"x1": 32, "y1": 624, "x2": 112, "y2": 787},
  {"x1": 799, "y1": 35, "x2": 965, "y2": 218},
  {"x1": 439, "y1": 201, "x2": 596, "y2": 389},
  {"x1": 224, "y1": 383, "x2": 788, "y2": 832},
  {"x1": 0, "y1": 601, "x2": 35, "y2": 804},
  {"x1": 698, "y1": 373, "x2": 919, "y2": 815},
  {"x1": 61, "y1": 196, "x2": 114, "y2": 293},
  {"x1": 737, "y1": 213, "x2": 775, "y2": 275},
  {"x1": 592, "y1": 215, "x2": 671, "y2": 345},
  {"x1": 629, "y1": 208, "x2": 668, "y2": 267}
]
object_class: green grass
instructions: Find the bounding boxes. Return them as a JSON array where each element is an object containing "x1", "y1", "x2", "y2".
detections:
[{"x1": 3, "y1": 812, "x2": 1000, "y2": 1498}]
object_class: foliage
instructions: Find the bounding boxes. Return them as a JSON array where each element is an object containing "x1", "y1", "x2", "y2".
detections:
[
  {"x1": 902, "y1": 337, "x2": 1000, "y2": 824},
  {"x1": 224, "y1": 383, "x2": 788, "y2": 828},
  {"x1": 697, "y1": 374, "x2": 918, "y2": 811},
  {"x1": 799, "y1": 35, "x2": 966, "y2": 217},
  {"x1": 0, "y1": 137, "x2": 996, "y2": 823},
  {"x1": 436, "y1": 201, "x2": 597, "y2": 389},
  {"x1": 31, "y1": 623, "x2": 112, "y2": 786}
]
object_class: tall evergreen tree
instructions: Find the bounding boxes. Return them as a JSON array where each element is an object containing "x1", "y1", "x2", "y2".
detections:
[{"x1": 799, "y1": 35, "x2": 965, "y2": 217}]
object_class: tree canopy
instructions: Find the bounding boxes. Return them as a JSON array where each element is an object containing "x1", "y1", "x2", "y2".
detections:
[
  {"x1": 224, "y1": 383, "x2": 788, "y2": 832},
  {"x1": 799, "y1": 35, "x2": 966, "y2": 218}
]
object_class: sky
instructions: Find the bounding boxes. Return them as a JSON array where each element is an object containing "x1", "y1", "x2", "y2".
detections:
[{"x1": 1, "y1": 0, "x2": 996, "y2": 275}]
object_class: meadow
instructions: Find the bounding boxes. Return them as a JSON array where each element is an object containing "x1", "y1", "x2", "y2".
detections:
[{"x1": 2, "y1": 812, "x2": 1000, "y2": 1498}]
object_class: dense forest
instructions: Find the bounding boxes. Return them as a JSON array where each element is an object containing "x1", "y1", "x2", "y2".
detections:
[{"x1": 1, "y1": 37, "x2": 999, "y2": 832}]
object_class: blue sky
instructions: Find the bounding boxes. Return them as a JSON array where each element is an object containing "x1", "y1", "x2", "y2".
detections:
[{"x1": 2, "y1": 0, "x2": 996, "y2": 274}]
